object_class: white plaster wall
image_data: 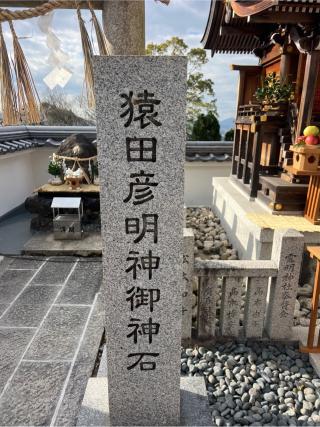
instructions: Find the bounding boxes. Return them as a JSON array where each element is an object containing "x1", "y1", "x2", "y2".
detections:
[
  {"x1": 184, "y1": 161, "x2": 231, "y2": 207},
  {"x1": 0, "y1": 147, "x2": 52, "y2": 218},
  {"x1": 31, "y1": 147, "x2": 53, "y2": 186},
  {"x1": 0, "y1": 150, "x2": 231, "y2": 217}
]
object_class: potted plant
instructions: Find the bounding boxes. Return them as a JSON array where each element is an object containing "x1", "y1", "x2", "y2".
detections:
[
  {"x1": 48, "y1": 159, "x2": 63, "y2": 185},
  {"x1": 255, "y1": 72, "x2": 293, "y2": 113}
]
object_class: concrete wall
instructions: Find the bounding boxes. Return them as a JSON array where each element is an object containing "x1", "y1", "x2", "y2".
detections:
[
  {"x1": 184, "y1": 161, "x2": 231, "y2": 207},
  {"x1": 0, "y1": 149, "x2": 231, "y2": 218}
]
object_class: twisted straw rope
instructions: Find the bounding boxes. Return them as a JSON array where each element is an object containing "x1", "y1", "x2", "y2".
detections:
[
  {"x1": 0, "y1": 0, "x2": 170, "y2": 22},
  {"x1": 0, "y1": 0, "x2": 70, "y2": 22}
]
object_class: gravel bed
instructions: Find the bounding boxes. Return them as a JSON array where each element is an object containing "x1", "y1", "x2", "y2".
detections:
[
  {"x1": 295, "y1": 286, "x2": 320, "y2": 327},
  {"x1": 181, "y1": 342, "x2": 320, "y2": 426},
  {"x1": 186, "y1": 207, "x2": 238, "y2": 261}
]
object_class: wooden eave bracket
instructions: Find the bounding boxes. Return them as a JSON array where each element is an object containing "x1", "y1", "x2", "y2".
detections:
[
  {"x1": 290, "y1": 26, "x2": 320, "y2": 54},
  {"x1": 230, "y1": 64, "x2": 262, "y2": 72}
]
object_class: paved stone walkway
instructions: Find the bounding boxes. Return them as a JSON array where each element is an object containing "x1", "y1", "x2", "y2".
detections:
[{"x1": 0, "y1": 256, "x2": 103, "y2": 426}]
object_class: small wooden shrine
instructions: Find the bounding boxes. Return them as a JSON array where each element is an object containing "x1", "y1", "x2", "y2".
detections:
[{"x1": 202, "y1": 0, "x2": 320, "y2": 219}]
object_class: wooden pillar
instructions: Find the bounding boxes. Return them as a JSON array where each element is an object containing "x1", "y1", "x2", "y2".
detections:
[
  {"x1": 236, "y1": 70, "x2": 246, "y2": 111},
  {"x1": 295, "y1": 53, "x2": 306, "y2": 104},
  {"x1": 280, "y1": 51, "x2": 291, "y2": 82},
  {"x1": 296, "y1": 50, "x2": 320, "y2": 136},
  {"x1": 300, "y1": 246, "x2": 320, "y2": 353},
  {"x1": 102, "y1": 0, "x2": 145, "y2": 55}
]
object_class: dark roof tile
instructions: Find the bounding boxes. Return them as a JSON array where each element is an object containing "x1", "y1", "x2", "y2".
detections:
[{"x1": 0, "y1": 126, "x2": 232, "y2": 162}]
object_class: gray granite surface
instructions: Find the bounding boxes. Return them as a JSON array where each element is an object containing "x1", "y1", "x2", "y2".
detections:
[
  {"x1": 94, "y1": 55, "x2": 187, "y2": 426},
  {"x1": 0, "y1": 269, "x2": 34, "y2": 304},
  {"x1": 57, "y1": 261, "x2": 102, "y2": 305},
  {"x1": 0, "y1": 328, "x2": 35, "y2": 391},
  {"x1": 0, "y1": 256, "x2": 103, "y2": 426},
  {"x1": 31, "y1": 256, "x2": 75, "y2": 285},
  {"x1": 26, "y1": 305, "x2": 91, "y2": 360},
  {"x1": 0, "y1": 361, "x2": 70, "y2": 426},
  {"x1": 0, "y1": 285, "x2": 61, "y2": 327},
  {"x1": 0, "y1": 305, "x2": 7, "y2": 316},
  {"x1": 53, "y1": 295, "x2": 104, "y2": 426}
]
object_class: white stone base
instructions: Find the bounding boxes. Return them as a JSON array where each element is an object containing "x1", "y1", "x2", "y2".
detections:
[
  {"x1": 77, "y1": 376, "x2": 212, "y2": 427},
  {"x1": 212, "y1": 177, "x2": 320, "y2": 262},
  {"x1": 77, "y1": 346, "x2": 211, "y2": 426},
  {"x1": 77, "y1": 378, "x2": 110, "y2": 426},
  {"x1": 293, "y1": 326, "x2": 320, "y2": 377},
  {"x1": 212, "y1": 177, "x2": 273, "y2": 260}
]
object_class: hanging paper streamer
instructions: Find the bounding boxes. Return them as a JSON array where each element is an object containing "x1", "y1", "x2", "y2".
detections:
[
  {"x1": 38, "y1": 11, "x2": 73, "y2": 89},
  {"x1": 43, "y1": 66, "x2": 72, "y2": 90}
]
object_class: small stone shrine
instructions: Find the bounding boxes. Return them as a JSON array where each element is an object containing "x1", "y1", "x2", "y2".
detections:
[
  {"x1": 93, "y1": 56, "x2": 187, "y2": 426},
  {"x1": 25, "y1": 134, "x2": 100, "y2": 231}
]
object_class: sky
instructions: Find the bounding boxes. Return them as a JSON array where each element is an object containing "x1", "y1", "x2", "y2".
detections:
[{"x1": 1, "y1": 0, "x2": 258, "y2": 121}]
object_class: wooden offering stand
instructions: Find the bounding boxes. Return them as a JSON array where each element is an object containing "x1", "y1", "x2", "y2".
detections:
[
  {"x1": 286, "y1": 145, "x2": 320, "y2": 224},
  {"x1": 284, "y1": 167, "x2": 320, "y2": 224},
  {"x1": 300, "y1": 246, "x2": 320, "y2": 353},
  {"x1": 305, "y1": 173, "x2": 320, "y2": 225},
  {"x1": 290, "y1": 145, "x2": 320, "y2": 174},
  {"x1": 66, "y1": 176, "x2": 82, "y2": 191}
]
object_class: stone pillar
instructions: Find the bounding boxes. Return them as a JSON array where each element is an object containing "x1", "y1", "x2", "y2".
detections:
[
  {"x1": 182, "y1": 228, "x2": 194, "y2": 342},
  {"x1": 102, "y1": 0, "x2": 145, "y2": 55},
  {"x1": 197, "y1": 274, "x2": 218, "y2": 340},
  {"x1": 220, "y1": 277, "x2": 242, "y2": 336},
  {"x1": 266, "y1": 229, "x2": 304, "y2": 339},
  {"x1": 244, "y1": 276, "x2": 269, "y2": 338},
  {"x1": 93, "y1": 56, "x2": 187, "y2": 426}
]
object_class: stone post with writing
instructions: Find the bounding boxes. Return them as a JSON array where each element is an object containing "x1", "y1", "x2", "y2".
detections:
[
  {"x1": 266, "y1": 229, "x2": 304, "y2": 339},
  {"x1": 93, "y1": 56, "x2": 187, "y2": 426},
  {"x1": 182, "y1": 228, "x2": 194, "y2": 342}
]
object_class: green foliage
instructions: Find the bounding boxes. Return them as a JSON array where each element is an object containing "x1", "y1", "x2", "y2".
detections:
[
  {"x1": 92, "y1": 161, "x2": 99, "y2": 177},
  {"x1": 191, "y1": 111, "x2": 221, "y2": 141},
  {"x1": 224, "y1": 128, "x2": 234, "y2": 141},
  {"x1": 255, "y1": 72, "x2": 293, "y2": 104},
  {"x1": 48, "y1": 160, "x2": 62, "y2": 177},
  {"x1": 146, "y1": 37, "x2": 217, "y2": 139}
]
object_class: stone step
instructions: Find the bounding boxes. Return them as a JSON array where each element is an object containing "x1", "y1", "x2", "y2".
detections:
[{"x1": 23, "y1": 232, "x2": 102, "y2": 256}]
